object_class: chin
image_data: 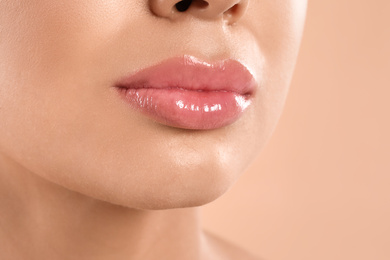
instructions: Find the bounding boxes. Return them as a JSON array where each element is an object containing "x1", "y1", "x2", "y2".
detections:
[
  {"x1": 38, "y1": 152, "x2": 241, "y2": 211},
  {"x1": 77, "y1": 178, "x2": 234, "y2": 210},
  {"x1": 104, "y1": 167, "x2": 238, "y2": 210}
]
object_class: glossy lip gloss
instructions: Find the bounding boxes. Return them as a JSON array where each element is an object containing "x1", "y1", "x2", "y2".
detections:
[{"x1": 114, "y1": 55, "x2": 257, "y2": 130}]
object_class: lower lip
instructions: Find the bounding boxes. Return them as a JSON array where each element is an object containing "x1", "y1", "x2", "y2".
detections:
[{"x1": 116, "y1": 87, "x2": 251, "y2": 130}]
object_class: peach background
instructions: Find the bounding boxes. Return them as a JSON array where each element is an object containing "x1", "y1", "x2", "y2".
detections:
[{"x1": 202, "y1": 1, "x2": 390, "y2": 259}]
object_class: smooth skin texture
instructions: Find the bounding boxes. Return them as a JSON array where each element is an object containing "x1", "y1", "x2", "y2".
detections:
[{"x1": 0, "y1": 0, "x2": 307, "y2": 259}]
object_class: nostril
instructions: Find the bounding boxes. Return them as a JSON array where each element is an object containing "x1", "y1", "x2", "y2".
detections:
[
  {"x1": 223, "y1": 3, "x2": 248, "y2": 25},
  {"x1": 175, "y1": 0, "x2": 192, "y2": 12},
  {"x1": 223, "y1": 4, "x2": 239, "y2": 19},
  {"x1": 192, "y1": 0, "x2": 209, "y2": 9},
  {"x1": 175, "y1": 0, "x2": 209, "y2": 12},
  {"x1": 227, "y1": 4, "x2": 239, "y2": 15}
]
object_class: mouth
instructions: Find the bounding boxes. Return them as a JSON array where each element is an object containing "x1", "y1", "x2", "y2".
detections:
[{"x1": 114, "y1": 55, "x2": 257, "y2": 130}]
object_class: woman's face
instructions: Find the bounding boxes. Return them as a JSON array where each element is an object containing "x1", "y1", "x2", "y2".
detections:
[{"x1": 0, "y1": 0, "x2": 307, "y2": 209}]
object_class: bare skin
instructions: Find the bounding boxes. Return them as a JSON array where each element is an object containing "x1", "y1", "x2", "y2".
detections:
[
  {"x1": 0, "y1": 0, "x2": 307, "y2": 259},
  {"x1": 0, "y1": 154, "x2": 259, "y2": 260}
]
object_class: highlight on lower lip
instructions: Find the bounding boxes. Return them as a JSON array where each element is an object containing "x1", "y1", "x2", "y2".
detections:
[
  {"x1": 114, "y1": 55, "x2": 256, "y2": 130},
  {"x1": 117, "y1": 87, "x2": 252, "y2": 130}
]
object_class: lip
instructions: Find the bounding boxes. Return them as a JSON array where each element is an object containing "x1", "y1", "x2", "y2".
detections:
[{"x1": 114, "y1": 55, "x2": 256, "y2": 130}]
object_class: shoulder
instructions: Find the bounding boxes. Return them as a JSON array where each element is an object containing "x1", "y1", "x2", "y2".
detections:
[{"x1": 202, "y1": 231, "x2": 263, "y2": 260}]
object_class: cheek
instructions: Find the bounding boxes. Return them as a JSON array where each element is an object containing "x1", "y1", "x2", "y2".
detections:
[
  {"x1": 246, "y1": 0, "x2": 307, "y2": 68},
  {"x1": 244, "y1": 0, "x2": 307, "y2": 127}
]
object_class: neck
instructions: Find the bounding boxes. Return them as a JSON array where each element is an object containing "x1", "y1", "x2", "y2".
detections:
[{"x1": 0, "y1": 154, "x2": 205, "y2": 260}]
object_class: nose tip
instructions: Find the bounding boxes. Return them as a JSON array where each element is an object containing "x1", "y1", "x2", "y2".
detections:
[{"x1": 149, "y1": 0, "x2": 249, "y2": 25}]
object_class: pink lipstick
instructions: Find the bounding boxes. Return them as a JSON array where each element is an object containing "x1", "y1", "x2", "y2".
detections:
[{"x1": 114, "y1": 55, "x2": 256, "y2": 130}]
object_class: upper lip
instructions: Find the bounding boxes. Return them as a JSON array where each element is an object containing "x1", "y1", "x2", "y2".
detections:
[{"x1": 115, "y1": 55, "x2": 257, "y2": 96}]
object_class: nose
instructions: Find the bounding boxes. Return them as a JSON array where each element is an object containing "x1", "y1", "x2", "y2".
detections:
[{"x1": 149, "y1": 0, "x2": 249, "y2": 25}]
